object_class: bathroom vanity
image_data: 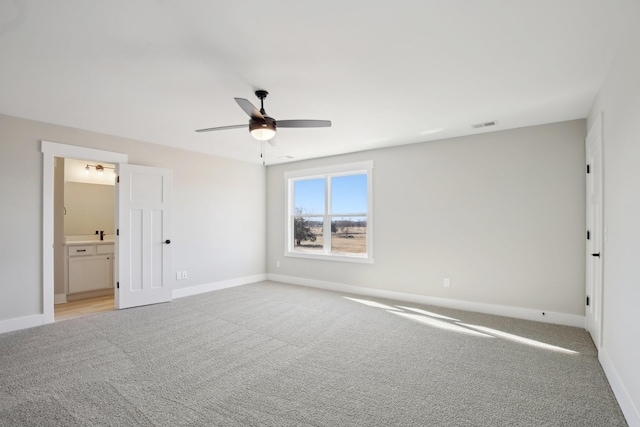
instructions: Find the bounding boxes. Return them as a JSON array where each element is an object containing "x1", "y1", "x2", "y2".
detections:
[{"x1": 65, "y1": 240, "x2": 115, "y2": 295}]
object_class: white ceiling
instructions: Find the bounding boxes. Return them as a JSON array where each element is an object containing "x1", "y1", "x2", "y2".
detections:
[{"x1": 0, "y1": 1, "x2": 635, "y2": 165}]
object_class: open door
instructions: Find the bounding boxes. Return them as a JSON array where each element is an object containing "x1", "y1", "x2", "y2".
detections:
[
  {"x1": 116, "y1": 164, "x2": 173, "y2": 309},
  {"x1": 585, "y1": 114, "x2": 603, "y2": 349}
]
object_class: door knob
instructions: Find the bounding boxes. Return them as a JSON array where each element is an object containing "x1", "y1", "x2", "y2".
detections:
[
  {"x1": 164, "y1": 240, "x2": 171, "y2": 244},
  {"x1": 591, "y1": 253, "x2": 600, "y2": 257}
]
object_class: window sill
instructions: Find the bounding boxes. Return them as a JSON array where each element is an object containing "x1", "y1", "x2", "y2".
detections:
[{"x1": 285, "y1": 251, "x2": 374, "y2": 264}]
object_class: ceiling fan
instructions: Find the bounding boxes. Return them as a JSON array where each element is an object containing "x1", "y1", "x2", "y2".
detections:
[{"x1": 195, "y1": 90, "x2": 331, "y2": 144}]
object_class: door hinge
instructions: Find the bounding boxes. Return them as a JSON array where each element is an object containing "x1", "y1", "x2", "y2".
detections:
[
  {"x1": 587, "y1": 230, "x2": 590, "y2": 240},
  {"x1": 117, "y1": 229, "x2": 119, "y2": 236},
  {"x1": 586, "y1": 296, "x2": 590, "y2": 306},
  {"x1": 117, "y1": 176, "x2": 120, "y2": 183},
  {"x1": 117, "y1": 282, "x2": 119, "y2": 289},
  {"x1": 587, "y1": 164, "x2": 590, "y2": 174}
]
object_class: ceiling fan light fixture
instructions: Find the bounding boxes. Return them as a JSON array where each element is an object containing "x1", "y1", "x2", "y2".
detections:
[{"x1": 249, "y1": 120, "x2": 276, "y2": 141}]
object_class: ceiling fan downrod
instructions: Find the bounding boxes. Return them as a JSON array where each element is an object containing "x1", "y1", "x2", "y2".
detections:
[{"x1": 255, "y1": 90, "x2": 268, "y2": 115}]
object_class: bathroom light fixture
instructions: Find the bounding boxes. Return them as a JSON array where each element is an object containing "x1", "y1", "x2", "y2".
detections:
[{"x1": 85, "y1": 164, "x2": 115, "y2": 176}]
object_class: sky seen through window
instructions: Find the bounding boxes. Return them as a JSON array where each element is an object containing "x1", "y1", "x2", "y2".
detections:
[{"x1": 294, "y1": 174, "x2": 367, "y2": 215}]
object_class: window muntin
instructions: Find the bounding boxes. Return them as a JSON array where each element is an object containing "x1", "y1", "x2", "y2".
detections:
[{"x1": 286, "y1": 161, "x2": 373, "y2": 263}]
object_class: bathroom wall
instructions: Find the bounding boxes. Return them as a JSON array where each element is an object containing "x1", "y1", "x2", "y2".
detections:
[{"x1": 63, "y1": 182, "x2": 115, "y2": 237}]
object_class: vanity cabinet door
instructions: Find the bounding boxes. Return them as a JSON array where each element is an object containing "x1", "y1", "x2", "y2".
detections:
[{"x1": 68, "y1": 255, "x2": 111, "y2": 293}]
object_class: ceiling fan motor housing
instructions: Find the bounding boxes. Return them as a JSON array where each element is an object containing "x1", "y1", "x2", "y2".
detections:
[
  {"x1": 249, "y1": 116, "x2": 276, "y2": 140},
  {"x1": 249, "y1": 116, "x2": 276, "y2": 129}
]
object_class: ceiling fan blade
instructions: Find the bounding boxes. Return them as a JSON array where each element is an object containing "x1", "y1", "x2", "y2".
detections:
[
  {"x1": 276, "y1": 119, "x2": 332, "y2": 128},
  {"x1": 268, "y1": 135, "x2": 281, "y2": 147},
  {"x1": 195, "y1": 124, "x2": 246, "y2": 133},
  {"x1": 235, "y1": 98, "x2": 264, "y2": 120}
]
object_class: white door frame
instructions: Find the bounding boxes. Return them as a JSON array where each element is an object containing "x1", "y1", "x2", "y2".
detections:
[
  {"x1": 585, "y1": 113, "x2": 604, "y2": 348},
  {"x1": 41, "y1": 141, "x2": 128, "y2": 324}
]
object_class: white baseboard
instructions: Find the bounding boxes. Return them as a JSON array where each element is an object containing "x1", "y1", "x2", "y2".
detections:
[
  {"x1": 1, "y1": 274, "x2": 265, "y2": 335},
  {"x1": 267, "y1": 274, "x2": 585, "y2": 328},
  {"x1": 54, "y1": 293, "x2": 67, "y2": 304},
  {"x1": 599, "y1": 348, "x2": 640, "y2": 427},
  {"x1": 172, "y1": 274, "x2": 267, "y2": 299},
  {"x1": 0, "y1": 314, "x2": 45, "y2": 335}
]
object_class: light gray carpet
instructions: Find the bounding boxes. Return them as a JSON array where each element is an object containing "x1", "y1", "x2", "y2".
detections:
[{"x1": 0, "y1": 281, "x2": 627, "y2": 426}]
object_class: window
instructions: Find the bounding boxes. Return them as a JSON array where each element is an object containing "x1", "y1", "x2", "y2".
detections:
[{"x1": 285, "y1": 161, "x2": 373, "y2": 263}]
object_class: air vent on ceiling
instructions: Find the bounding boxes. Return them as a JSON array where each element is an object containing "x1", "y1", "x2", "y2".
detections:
[{"x1": 471, "y1": 120, "x2": 497, "y2": 129}]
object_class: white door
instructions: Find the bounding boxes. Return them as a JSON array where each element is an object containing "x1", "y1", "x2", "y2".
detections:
[
  {"x1": 116, "y1": 164, "x2": 173, "y2": 309},
  {"x1": 585, "y1": 114, "x2": 603, "y2": 349}
]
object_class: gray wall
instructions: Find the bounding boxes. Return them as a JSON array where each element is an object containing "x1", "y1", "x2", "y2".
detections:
[
  {"x1": 587, "y1": 3, "x2": 640, "y2": 421},
  {"x1": 0, "y1": 113, "x2": 266, "y2": 321},
  {"x1": 267, "y1": 120, "x2": 586, "y2": 315}
]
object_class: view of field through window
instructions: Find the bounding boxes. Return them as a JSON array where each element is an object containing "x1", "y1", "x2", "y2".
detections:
[{"x1": 293, "y1": 173, "x2": 367, "y2": 254}]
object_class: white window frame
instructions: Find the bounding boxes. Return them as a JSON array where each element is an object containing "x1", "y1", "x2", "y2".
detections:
[{"x1": 284, "y1": 161, "x2": 374, "y2": 263}]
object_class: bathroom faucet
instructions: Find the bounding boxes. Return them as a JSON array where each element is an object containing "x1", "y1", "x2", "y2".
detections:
[{"x1": 99, "y1": 230, "x2": 105, "y2": 241}]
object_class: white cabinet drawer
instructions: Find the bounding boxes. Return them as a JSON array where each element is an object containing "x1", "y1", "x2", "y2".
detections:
[
  {"x1": 97, "y1": 244, "x2": 115, "y2": 254},
  {"x1": 68, "y1": 245, "x2": 95, "y2": 256}
]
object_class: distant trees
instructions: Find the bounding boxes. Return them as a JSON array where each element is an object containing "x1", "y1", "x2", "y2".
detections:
[
  {"x1": 294, "y1": 210, "x2": 367, "y2": 246},
  {"x1": 294, "y1": 208, "x2": 316, "y2": 246},
  {"x1": 333, "y1": 219, "x2": 368, "y2": 237},
  {"x1": 340, "y1": 219, "x2": 352, "y2": 237}
]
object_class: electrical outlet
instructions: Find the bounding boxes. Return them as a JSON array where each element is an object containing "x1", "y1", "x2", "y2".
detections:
[
  {"x1": 443, "y1": 278, "x2": 450, "y2": 288},
  {"x1": 176, "y1": 271, "x2": 182, "y2": 280},
  {"x1": 276, "y1": 261, "x2": 280, "y2": 268},
  {"x1": 182, "y1": 270, "x2": 188, "y2": 279}
]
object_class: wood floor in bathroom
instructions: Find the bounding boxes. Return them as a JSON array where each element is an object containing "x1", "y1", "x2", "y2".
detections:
[{"x1": 55, "y1": 295, "x2": 115, "y2": 321}]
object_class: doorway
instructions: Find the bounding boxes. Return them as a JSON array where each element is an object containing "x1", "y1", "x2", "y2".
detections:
[
  {"x1": 53, "y1": 157, "x2": 117, "y2": 321},
  {"x1": 42, "y1": 141, "x2": 128, "y2": 324}
]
